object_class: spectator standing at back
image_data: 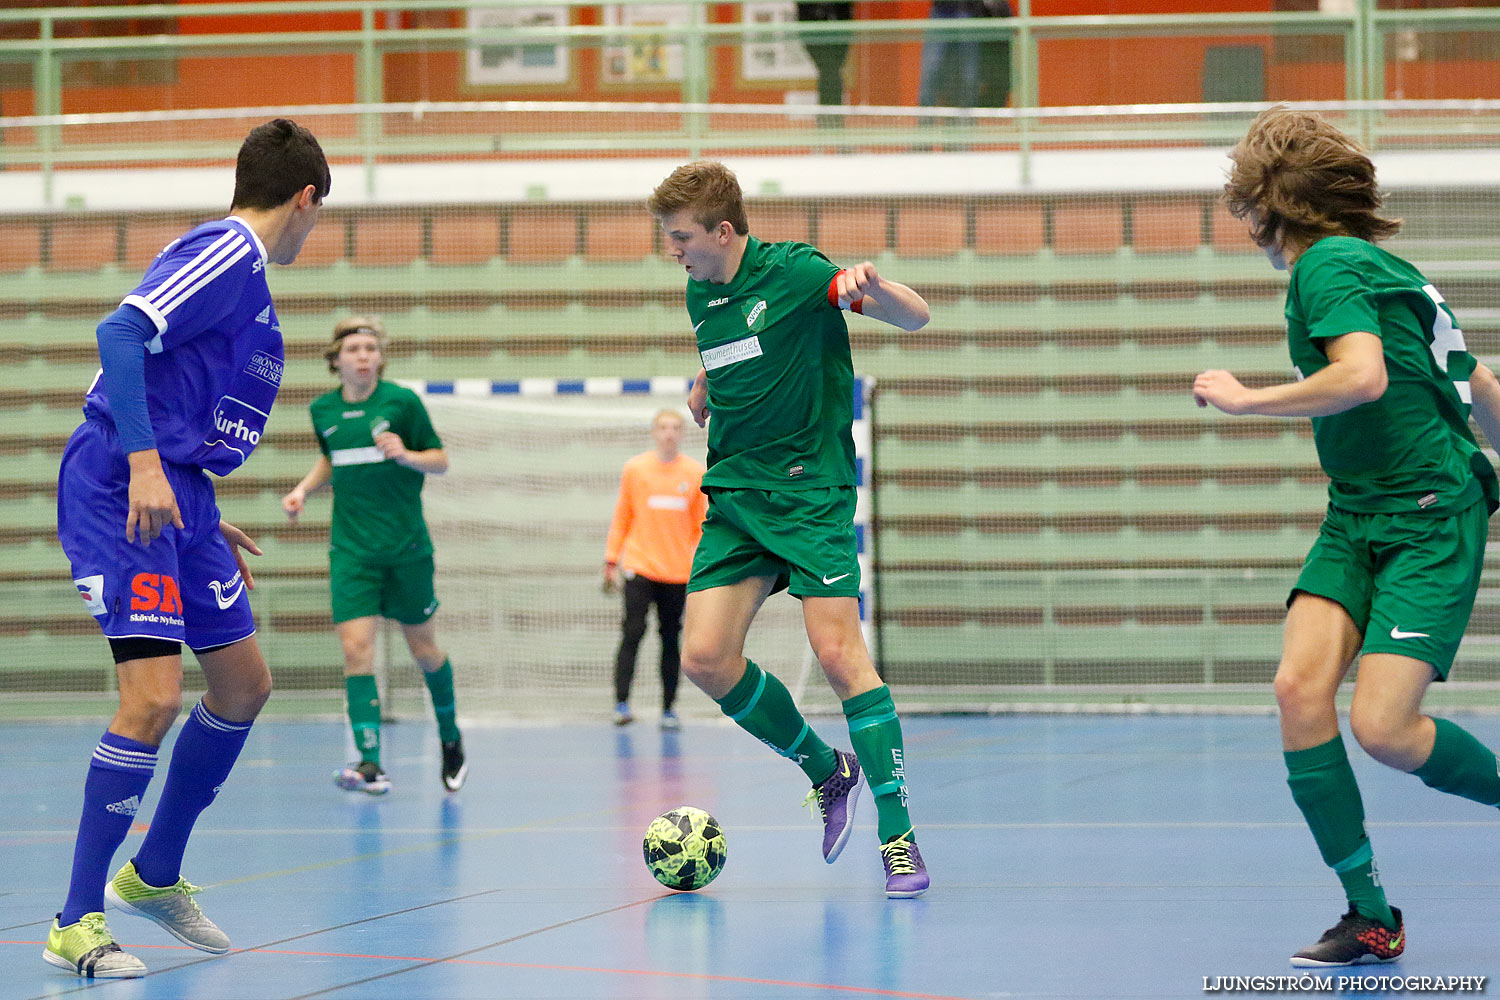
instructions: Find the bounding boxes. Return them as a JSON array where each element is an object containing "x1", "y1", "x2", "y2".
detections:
[
  {"x1": 796, "y1": 1, "x2": 855, "y2": 129},
  {"x1": 604, "y1": 409, "x2": 707, "y2": 728},
  {"x1": 918, "y1": 0, "x2": 985, "y2": 110},
  {"x1": 975, "y1": 0, "x2": 1013, "y2": 109}
]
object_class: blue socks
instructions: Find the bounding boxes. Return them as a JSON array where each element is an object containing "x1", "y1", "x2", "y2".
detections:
[
  {"x1": 60, "y1": 732, "x2": 158, "y2": 925},
  {"x1": 132, "y1": 701, "x2": 252, "y2": 888}
]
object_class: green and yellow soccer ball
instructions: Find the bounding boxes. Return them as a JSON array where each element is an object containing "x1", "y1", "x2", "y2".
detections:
[{"x1": 643, "y1": 806, "x2": 727, "y2": 891}]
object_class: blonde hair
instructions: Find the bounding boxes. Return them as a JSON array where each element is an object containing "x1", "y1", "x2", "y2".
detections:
[
  {"x1": 1224, "y1": 105, "x2": 1401, "y2": 249},
  {"x1": 647, "y1": 161, "x2": 749, "y2": 236},
  {"x1": 325, "y1": 314, "x2": 387, "y2": 376},
  {"x1": 652, "y1": 408, "x2": 685, "y2": 427}
]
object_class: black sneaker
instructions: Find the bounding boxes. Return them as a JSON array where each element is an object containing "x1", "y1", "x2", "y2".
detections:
[
  {"x1": 1290, "y1": 906, "x2": 1404, "y2": 967},
  {"x1": 441, "y1": 738, "x2": 467, "y2": 792},
  {"x1": 335, "y1": 761, "x2": 390, "y2": 795}
]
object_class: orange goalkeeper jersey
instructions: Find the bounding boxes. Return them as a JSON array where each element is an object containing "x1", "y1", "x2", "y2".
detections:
[{"x1": 605, "y1": 451, "x2": 707, "y2": 585}]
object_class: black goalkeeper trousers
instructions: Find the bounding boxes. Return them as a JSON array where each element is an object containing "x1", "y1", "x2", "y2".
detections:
[{"x1": 613, "y1": 574, "x2": 687, "y2": 709}]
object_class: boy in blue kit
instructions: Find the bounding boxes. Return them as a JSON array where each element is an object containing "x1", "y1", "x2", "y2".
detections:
[{"x1": 44, "y1": 118, "x2": 329, "y2": 979}]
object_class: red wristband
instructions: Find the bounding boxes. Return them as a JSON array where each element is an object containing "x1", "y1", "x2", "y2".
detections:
[
  {"x1": 828, "y1": 270, "x2": 863, "y2": 313},
  {"x1": 827, "y1": 271, "x2": 844, "y2": 308}
]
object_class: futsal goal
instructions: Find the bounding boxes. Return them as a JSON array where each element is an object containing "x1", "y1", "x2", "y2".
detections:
[{"x1": 383, "y1": 375, "x2": 877, "y2": 721}]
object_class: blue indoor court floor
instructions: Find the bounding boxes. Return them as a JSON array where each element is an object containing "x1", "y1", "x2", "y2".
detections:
[{"x1": 3, "y1": 713, "x2": 1499, "y2": 1000}]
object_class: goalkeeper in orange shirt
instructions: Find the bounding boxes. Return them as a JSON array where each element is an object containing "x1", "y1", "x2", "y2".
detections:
[{"x1": 604, "y1": 409, "x2": 708, "y2": 728}]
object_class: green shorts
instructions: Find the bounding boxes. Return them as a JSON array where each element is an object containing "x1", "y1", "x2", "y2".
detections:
[
  {"x1": 688, "y1": 486, "x2": 861, "y2": 598},
  {"x1": 329, "y1": 549, "x2": 439, "y2": 626},
  {"x1": 1292, "y1": 500, "x2": 1489, "y2": 679}
]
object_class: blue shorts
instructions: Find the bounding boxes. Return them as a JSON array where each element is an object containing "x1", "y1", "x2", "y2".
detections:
[{"x1": 58, "y1": 419, "x2": 256, "y2": 651}]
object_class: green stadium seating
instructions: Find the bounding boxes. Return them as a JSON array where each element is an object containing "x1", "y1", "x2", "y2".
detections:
[{"x1": 7, "y1": 191, "x2": 1500, "y2": 693}]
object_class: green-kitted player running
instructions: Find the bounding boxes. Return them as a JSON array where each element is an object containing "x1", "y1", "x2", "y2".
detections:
[
  {"x1": 282, "y1": 315, "x2": 467, "y2": 795},
  {"x1": 1194, "y1": 106, "x2": 1500, "y2": 966},
  {"x1": 648, "y1": 161, "x2": 933, "y2": 897}
]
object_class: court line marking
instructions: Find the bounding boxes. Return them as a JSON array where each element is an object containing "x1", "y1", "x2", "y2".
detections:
[
  {"x1": 5, "y1": 761, "x2": 825, "y2": 949},
  {"x1": 273, "y1": 899, "x2": 980, "y2": 1000},
  {"x1": 284, "y1": 955, "x2": 980, "y2": 1000},
  {"x1": 6, "y1": 818, "x2": 1499, "y2": 842},
  {"x1": 10, "y1": 936, "x2": 979, "y2": 1000},
  {"x1": 14, "y1": 718, "x2": 1497, "y2": 994},
  {"x1": 186, "y1": 745, "x2": 827, "y2": 895},
  {"x1": 18, "y1": 887, "x2": 522, "y2": 1000}
]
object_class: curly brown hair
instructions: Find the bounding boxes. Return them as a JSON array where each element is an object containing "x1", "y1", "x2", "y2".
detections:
[
  {"x1": 325, "y1": 314, "x2": 387, "y2": 377},
  {"x1": 1224, "y1": 105, "x2": 1401, "y2": 249},
  {"x1": 647, "y1": 161, "x2": 749, "y2": 236}
]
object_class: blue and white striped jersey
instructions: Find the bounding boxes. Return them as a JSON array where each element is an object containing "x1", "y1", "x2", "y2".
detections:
[{"x1": 83, "y1": 216, "x2": 284, "y2": 476}]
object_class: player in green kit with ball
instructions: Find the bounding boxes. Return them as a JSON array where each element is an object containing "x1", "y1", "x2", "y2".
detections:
[
  {"x1": 282, "y1": 315, "x2": 467, "y2": 795},
  {"x1": 1194, "y1": 106, "x2": 1500, "y2": 966},
  {"x1": 648, "y1": 161, "x2": 933, "y2": 897}
]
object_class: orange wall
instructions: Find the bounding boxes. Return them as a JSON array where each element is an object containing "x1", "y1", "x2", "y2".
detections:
[
  {"x1": 0, "y1": 1, "x2": 1492, "y2": 116},
  {"x1": 24, "y1": 2, "x2": 358, "y2": 114},
  {"x1": 175, "y1": 2, "x2": 359, "y2": 108},
  {"x1": 1039, "y1": 0, "x2": 1257, "y2": 104}
]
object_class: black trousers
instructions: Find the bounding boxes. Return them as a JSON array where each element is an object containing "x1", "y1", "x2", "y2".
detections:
[
  {"x1": 797, "y1": 0, "x2": 853, "y2": 128},
  {"x1": 805, "y1": 41, "x2": 849, "y2": 108},
  {"x1": 613, "y1": 574, "x2": 687, "y2": 709}
]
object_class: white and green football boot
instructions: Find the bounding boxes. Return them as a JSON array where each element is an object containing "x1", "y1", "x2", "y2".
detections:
[
  {"x1": 105, "y1": 860, "x2": 230, "y2": 953},
  {"x1": 43, "y1": 911, "x2": 146, "y2": 978}
]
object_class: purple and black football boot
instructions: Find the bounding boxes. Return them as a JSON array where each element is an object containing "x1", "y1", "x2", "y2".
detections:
[
  {"x1": 879, "y1": 832, "x2": 930, "y2": 898},
  {"x1": 805, "y1": 748, "x2": 864, "y2": 863}
]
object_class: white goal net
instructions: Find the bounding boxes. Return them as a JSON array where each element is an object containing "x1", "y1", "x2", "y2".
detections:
[{"x1": 391, "y1": 376, "x2": 875, "y2": 721}]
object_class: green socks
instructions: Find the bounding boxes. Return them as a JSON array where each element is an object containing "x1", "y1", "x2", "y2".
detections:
[
  {"x1": 712, "y1": 665, "x2": 917, "y2": 843},
  {"x1": 1413, "y1": 717, "x2": 1500, "y2": 807},
  {"x1": 422, "y1": 658, "x2": 461, "y2": 744},
  {"x1": 348, "y1": 662, "x2": 461, "y2": 766},
  {"x1": 1285, "y1": 734, "x2": 1395, "y2": 930},
  {"x1": 1283, "y1": 720, "x2": 1500, "y2": 930},
  {"x1": 844, "y1": 685, "x2": 913, "y2": 844},
  {"x1": 345, "y1": 674, "x2": 381, "y2": 765},
  {"x1": 715, "y1": 660, "x2": 837, "y2": 783}
]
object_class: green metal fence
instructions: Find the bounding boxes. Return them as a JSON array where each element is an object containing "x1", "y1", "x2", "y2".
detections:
[{"x1": 1, "y1": 1, "x2": 1498, "y2": 113}]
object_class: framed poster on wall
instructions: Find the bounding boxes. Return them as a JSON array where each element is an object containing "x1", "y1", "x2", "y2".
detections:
[
  {"x1": 467, "y1": 5, "x2": 570, "y2": 86},
  {"x1": 602, "y1": 3, "x2": 690, "y2": 84},
  {"x1": 741, "y1": 0, "x2": 815, "y2": 81}
]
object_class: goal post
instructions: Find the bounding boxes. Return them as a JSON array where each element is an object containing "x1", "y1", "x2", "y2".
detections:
[{"x1": 398, "y1": 375, "x2": 876, "y2": 720}]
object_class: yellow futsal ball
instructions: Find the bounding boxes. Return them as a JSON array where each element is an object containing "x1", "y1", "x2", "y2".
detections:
[{"x1": 642, "y1": 806, "x2": 727, "y2": 891}]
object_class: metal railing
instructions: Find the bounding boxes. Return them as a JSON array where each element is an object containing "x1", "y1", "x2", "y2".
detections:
[
  {"x1": 1, "y1": 98, "x2": 1499, "y2": 210},
  {"x1": 0, "y1": 2, "x2": 1497, "y2": 205},
  {"x1": 0, "y1": 1, "x2": 1498, "y2": 113}
]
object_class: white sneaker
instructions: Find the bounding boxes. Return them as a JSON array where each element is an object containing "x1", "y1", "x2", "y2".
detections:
[
  {"x1": 43, "y1": 911, "x2": 147, "y2": 978},
  {"x1": 335, "y1": 761, "x2": 391, "y2": 795},
  {"x1": 106, "y1": 860, "x2": 230, "y2": 953}
]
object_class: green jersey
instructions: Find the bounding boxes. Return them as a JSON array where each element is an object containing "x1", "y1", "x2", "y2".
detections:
[
  {"x1": 1286, "y1": 236, "x2": 1498, "y2": 516},
  {"x1": 309, "y1": 380, "x2": 443, "y2": 563},
  {"x1": 687, "y1": 236, "x2": 853, "y2": 490}
]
